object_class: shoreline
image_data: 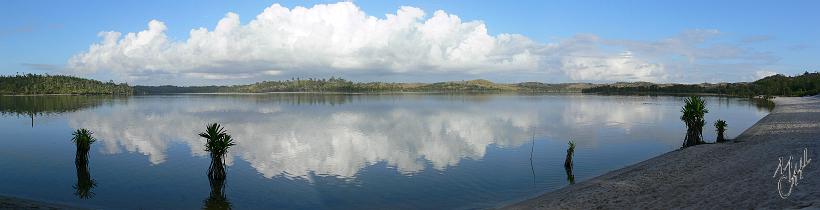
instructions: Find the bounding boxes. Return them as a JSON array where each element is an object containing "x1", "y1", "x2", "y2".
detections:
[
  {"x1": 504, "y1": 96, "x2": 820, "y2": 209},
  {"x1": 0, "y1": 195, "x2": 86, "y2": 210}
]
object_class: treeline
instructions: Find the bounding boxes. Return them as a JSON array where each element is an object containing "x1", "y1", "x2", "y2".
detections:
[
  {"x1": 0, "y1": 74, "x2": 132, "y2": 95},
  {"x1": 135, "y1": 77, "x2": 592, "y2": 94},
  {"x1": 8, "y1": 72, "x2": 816, "y2": 96},
  {"x1": 582, "y1": 72, "x2": 820, "y2": 97}
]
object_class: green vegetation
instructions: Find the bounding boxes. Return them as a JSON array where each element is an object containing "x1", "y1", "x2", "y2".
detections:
[
  {"x1": 681, "y1": 96, "x2": 709, "y2": 147},
  {"x1": 71, "y1": 129, "x2": 96, "y2": 199},
  {"x1": 0, "y1": 74, "x2": 132, "y2": 95},
  {"x1": 564, "y1": 140, "x2": 576, "y2": 184},
  {"x1": 199, "y1": 123, "x2": 234, "y2": 209},
  {"x1": 72, "y1": 129, "x2": 96, "y2": 155},
  {"x1": 582, "y1": 71, "x2": 820, "y2": 97},
  {"x1": 714, "y1": 119, "x2": 728, "y2": 143},
  {"x1": 6, "y1": 71, "x2": 815, "y2": 96},
  {"x1": 199, "y1": 123, "x2": 236, "y2": 179},
  {"x1": 564, "y1": 140, "x2": 576, "y2": 168}
]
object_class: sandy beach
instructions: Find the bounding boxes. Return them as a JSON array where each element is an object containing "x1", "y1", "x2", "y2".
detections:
[
  {"x1": 506, "y1": 96, "x2": 820, "y2": 209},
  {"x1": 0, "y1": 195, "x2": 85, "y2": 210}
]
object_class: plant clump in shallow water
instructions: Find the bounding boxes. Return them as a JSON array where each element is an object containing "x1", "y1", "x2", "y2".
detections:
[
  {"x1": 564, "y1": 140, "x2": 576, "y2": 184},
  {"x1": 199, "y1": 123, "x2": 236, "y2": 179},
  {"x1": 199, "y1": 123, "x2": 235, "y2": 209},
  {"x1": 71, "y1": 129, "x2": 96, "y2": 199},
  {"x1": 714, "y1": 119, "x2": 728, "y2": 143}
]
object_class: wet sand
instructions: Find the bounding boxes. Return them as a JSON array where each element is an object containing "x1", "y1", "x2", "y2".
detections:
[
  {"x1": 0, "y1": 196, "x2": 85, "y2": 210},
  {"x1": 505, "y1": 96, "x2": 820, "y2": 209}
]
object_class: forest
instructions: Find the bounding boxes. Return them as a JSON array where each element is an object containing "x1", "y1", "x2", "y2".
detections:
[
  {"x1": 582, "y1": 72, "x2": 820, "y2": 97},
  {"x1": 2, "y1": 72, "x2": 817, "y2": 97},
  {"x1": 0, "y1": 74, "x2": 132, "y2": 95}
]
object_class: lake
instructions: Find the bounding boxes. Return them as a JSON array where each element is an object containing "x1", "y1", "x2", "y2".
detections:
[{"x1": 0, "y1": 94, "x2": 771, "y2": 209}]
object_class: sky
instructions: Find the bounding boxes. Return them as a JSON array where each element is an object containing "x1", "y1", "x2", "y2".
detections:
[{"x1": 1, "y1": 0, "x2": 818, "y2": 85}]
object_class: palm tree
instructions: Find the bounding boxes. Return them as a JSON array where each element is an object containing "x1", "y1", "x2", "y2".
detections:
[
  {"x1": 714, "y1": 119, "x2": 728, "y2": 142},
  {"x1": 681, "y1": 96, "x2": 709, "y2": 147}
]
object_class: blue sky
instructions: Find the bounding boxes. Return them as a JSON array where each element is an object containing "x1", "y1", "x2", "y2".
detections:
[{"x1": 1, "y1": 0, "x2": 817, "y2": 85}]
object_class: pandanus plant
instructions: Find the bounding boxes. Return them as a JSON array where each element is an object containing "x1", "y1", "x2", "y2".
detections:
[
  {"x1": 71, "y1": 129, "x2": 96, "y2": 199},
  {"x1": 564, "y1": 141, "x2": 575, "y2": 168},
  {"x1": 564, "y1": 140, "x2": 576, "y2": 184},
  {"x1": 199, "y1": 123, "x2": 236, "y2": 179},
  {"x1": 72, "y1": 129, "x2": 96, "y2": 154},
  {"x1": 680, "y1": 96, "x2": 709, "y2": 148},
  {"x1": 714, "y1": 119, "x2": 728, "y2": 142}
]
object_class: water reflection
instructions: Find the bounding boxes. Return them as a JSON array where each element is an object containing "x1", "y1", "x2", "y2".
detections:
[
  {"x1": 74, "y1": 157, "x2": 95, "y2": 199},
  {"x1": 204, "y1": 170, "x2": 231, "y2": 210},
  {"x1": 68, "y1": 97, "x2": 538, "y2": 178},
  {"x1": 0, "y1": 96, "x2": 115, "y2": 127},
  {"x1": 63, "y1": 95, "x2": 765, "y2": 180}
]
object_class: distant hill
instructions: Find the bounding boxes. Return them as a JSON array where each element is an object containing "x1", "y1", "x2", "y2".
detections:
[
  {"x1": 0, "y1": 74, "x2": 132, "y2": 95},
  {"x1": 582, "y1": 72, "x2": 819, "y2": 97},
  {"x1": 135, "y1": 77, "x2": 597, "y2": 94},
  {"x1": 6, "y1": 72, "x2": 817, "y2": 97}
]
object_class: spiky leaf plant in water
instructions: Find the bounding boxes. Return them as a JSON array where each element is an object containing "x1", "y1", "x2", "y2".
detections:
[
  {"x1": 71, "y1": 129, "x2": 96, "y2": 199},
  {"x1": 72, "y1": 129, "x2": 96, "y2": 162},
  {"x1": 680, "y1": 96, "x2": 709, "y2": 148},
  {"x1": 72, "y1": 129, "x2": 96, "y2": 152},
  {"x1": 199, "y1": 123, "x2": 236, "y2": 179},
  {"x1": 564, "y1": 140, "x2": 576, "y2": 184},
  {"x1": 564, "y1": 140, "x2": 575, "y2": 168},
  {"x1": 714, "y1": 119, "x2": 728, "y2": 143}
]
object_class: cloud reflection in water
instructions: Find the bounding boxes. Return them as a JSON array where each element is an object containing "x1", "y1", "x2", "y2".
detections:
[{"x1": 67, "y1": 95, "x2": 691, "y2": 180}]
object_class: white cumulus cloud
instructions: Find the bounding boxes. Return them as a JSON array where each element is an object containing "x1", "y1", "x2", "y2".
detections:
[
  {"x1": 66, "y1": 2, "x2": 778, "y2": 84},
  {"x1": 67, "y1": 2, "x2": 544, "y2": 83}
]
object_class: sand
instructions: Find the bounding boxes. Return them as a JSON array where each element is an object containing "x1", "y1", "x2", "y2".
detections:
[
  {"x1": 0, "y1": 196, "x2": 85, "y2": 210},
  {"x1": 505, "y1": 96, "x2": 820, "y2": 209}
]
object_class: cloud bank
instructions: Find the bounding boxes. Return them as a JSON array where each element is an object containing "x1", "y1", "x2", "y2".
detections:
[{"x1": 67, "y1": 2, "x2": 777, "y2": 84}]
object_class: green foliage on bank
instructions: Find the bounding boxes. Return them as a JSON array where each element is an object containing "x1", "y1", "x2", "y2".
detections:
[
  {"x1": 0, "y1": 74, "x2": 132, "y2": 95},
  {"x1": 582, "y1": 71, "x2": 820, "y2": 97}
]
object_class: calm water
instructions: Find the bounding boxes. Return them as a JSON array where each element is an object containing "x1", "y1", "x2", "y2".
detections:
[{"x1": 0, "y1": 94, "x2": 770, "y2": 209}]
